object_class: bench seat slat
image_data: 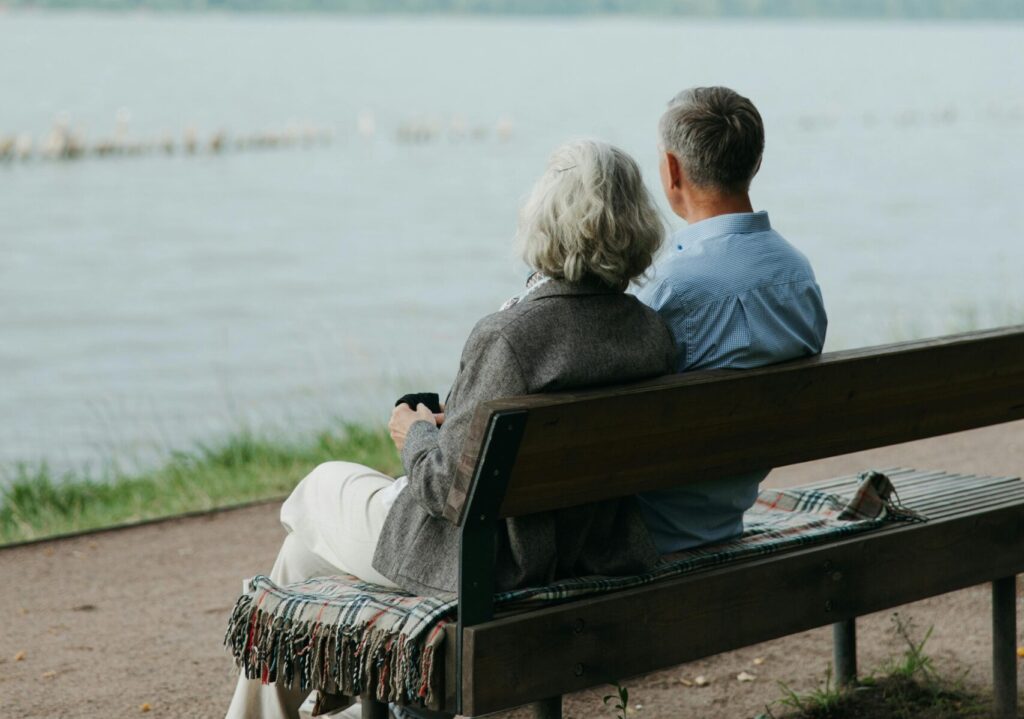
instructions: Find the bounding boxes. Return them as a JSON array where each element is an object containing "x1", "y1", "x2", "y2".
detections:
[
  {"x1": 774, "y1": 471, "x2": 1024, "y2": 520},
  {"x1": 800, "y1": 466, "x2": 909, "y2": 491},
  {"x1": 907, "y1": 480, "x2": 1024, "y2": 509},
  {"x1": 921, "y1": 493, "x2": 1024, "y2": 520},
  {"x1": 905, "y1": 480, "x2": 1024, "y2": 515},
  {"x1": 803, "y1": 469, "x2": 983, "y2": 497}
]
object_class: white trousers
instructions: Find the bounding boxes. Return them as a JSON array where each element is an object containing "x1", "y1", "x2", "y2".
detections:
[{"x1": 225, "y1": 461, "x2": 400, "y2": 719}]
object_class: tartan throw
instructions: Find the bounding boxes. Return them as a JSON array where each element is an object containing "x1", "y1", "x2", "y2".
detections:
[{"x1": 224, "y1": 470, "x2": 923, "y2": 710}]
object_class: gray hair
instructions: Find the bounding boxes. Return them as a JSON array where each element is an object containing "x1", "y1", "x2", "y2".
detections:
[
  {"x1": 658, "y1": 86, "x2": 765, "y2": 194},
  {"x1": 516, "y1": 140, "x2": 664, "y2": 291}
]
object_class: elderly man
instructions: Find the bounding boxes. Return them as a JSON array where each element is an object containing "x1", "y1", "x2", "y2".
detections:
[{"x1": 634, "y1": 86, "x2": 828, "y2": 553}]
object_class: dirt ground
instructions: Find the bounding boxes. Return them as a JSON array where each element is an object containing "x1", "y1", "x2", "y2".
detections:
[{"x1": 2, "y1": 420, "x2": 1023, "y2": 719}]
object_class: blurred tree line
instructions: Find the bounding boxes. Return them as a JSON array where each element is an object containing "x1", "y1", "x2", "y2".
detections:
[{"x1": 8, "y1": 0, "x2": 1024, "y2": 18}]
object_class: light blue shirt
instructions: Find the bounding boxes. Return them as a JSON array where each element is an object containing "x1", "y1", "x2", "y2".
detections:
[{"x1": 634, "y1": 211, "x2": 827, "y2": 554}]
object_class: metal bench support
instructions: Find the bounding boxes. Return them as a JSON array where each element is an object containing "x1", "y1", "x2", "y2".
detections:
[
  {"x1": 992, "y1": 576, "x2": 1018, "y2": 719},
  {"x1": 832, "y1": 618, "x2": 857, "y2": 687},
  {"x1": 534, "y1": 695, "x2": 562, "y2": 718}
]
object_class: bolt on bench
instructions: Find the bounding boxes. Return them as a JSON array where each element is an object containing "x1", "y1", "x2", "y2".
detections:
[{"x1": 257, "y1": 326, "x2": 1024, "y2": 719}]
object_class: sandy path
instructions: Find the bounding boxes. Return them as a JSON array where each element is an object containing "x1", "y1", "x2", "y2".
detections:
[{"x1": 2, "y1": 420, "x2": 1022, "y2": 719}]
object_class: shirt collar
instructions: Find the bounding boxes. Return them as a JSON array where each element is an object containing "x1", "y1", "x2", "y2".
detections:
[{"x1": 673, "y1": 211, "x2": 771, "y2": 250}]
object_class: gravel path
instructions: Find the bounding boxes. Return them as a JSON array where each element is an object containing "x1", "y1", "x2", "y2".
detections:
[{"x1": 2, "y1": 421, "x2": 1022, "y2": 719}]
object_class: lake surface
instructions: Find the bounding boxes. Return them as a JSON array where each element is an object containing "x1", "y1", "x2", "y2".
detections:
[{"x1": 1, "y1": 12, "x2": 1023, "y2": 477}]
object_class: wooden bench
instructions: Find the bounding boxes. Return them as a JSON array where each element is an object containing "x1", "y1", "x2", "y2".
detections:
[{"x1": 356, "y1": 326, "x2": 1024, "y2": 719}]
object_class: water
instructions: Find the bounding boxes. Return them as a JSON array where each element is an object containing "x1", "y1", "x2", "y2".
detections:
[{"x1": 2, "y1": 12, "x2": 1023, "y2": 476}]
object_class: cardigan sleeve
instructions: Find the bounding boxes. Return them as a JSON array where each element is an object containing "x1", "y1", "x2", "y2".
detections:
[{"x1": 399, "y1": 322, "x2": 527, "y2": 519}]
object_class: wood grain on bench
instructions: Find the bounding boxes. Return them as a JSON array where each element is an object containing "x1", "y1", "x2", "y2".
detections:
[
  {"x1": 457, "y1": 470, "x2": 1024, "y2": 715},
  {"x1": 445, "y1": 326, "x2": 1024, "y2": 524},
  {"x1": 436, "y1": 327, "x2": 1024, "y2": 717}
]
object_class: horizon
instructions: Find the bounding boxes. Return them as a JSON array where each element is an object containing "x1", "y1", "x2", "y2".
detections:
[{"x1": 4, "y1": 0, "x2": 1023, "y2": 20}]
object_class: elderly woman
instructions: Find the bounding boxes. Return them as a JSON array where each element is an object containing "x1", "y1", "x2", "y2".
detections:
[{"x1": 226, "y1": 140, "x2": 675, "y2": 719}]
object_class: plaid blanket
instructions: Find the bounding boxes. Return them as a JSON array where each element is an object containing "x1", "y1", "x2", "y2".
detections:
[{"x1": 224, "y1": 470, "x2": 923, "y2": 709}]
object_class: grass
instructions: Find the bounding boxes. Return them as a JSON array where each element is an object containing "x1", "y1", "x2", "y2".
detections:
[
  {"x1": 760, "y1": 614, "x2": 990, "y2": 719},
  {"x1": 773, "y1": 664, "x2": 845, "y2": 716},
  {"x1": 603, "y1": 682, "x2": 631, "y2": 719},
  {"x1": 0, "y1": 423, "x2": 402, "y2": 545}
]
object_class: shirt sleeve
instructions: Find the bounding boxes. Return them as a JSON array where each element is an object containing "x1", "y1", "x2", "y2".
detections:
[{"x1": 399, "y1": 322, "x2": 528, "y2": 519}]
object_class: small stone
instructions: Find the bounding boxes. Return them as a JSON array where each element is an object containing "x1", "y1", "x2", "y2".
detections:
[
  {"x1": 14, "y1": 651, "x2": 26, "y2": 662},
  {"x1": 753, "y1": 656, "x2": 766, "y2": 665},
  {"x1": 42, "y1": 671, "x2": 57, "y2": 679},
  {"x1": 694, "y1": 675, "x2": 710, "y2": 687},
  {"x1": 679, "y1": 678, "x2": 693, "y2": 687},
  {"x1": 140, "y1": 703, "x2": 152, "y2": 713},
  {"x1": 737, "y1": 671, "x2": 757, "y2": 682}
]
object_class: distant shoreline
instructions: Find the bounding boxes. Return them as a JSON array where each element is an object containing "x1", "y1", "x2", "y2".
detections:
[{"x1": 4, "y1": 1, "x2": 1023, "y2": 21}]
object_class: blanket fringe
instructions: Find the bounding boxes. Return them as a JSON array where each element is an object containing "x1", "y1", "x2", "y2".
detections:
[{"x1": 223, "y1": 591, "x2": 445, "y2": 709}]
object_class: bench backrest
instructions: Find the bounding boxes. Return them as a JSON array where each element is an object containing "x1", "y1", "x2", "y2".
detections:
[
  {"x1": 447, "y1": 325, "x2": 1024, "y2": 714},
  {"x1": 446, "y1": 325, "x2": 1024, "y2": 524}
]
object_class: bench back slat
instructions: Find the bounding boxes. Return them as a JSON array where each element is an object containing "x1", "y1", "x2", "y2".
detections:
[{"x1": 444, "y1": 326, "x2": 1024, "y2": 522}]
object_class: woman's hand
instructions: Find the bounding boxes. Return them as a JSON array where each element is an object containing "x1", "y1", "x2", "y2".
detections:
[{"x1": 389, "y1": 403, "x2": 445, "y2": 452}]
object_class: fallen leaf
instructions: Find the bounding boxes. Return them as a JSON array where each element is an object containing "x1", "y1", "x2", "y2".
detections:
[
  {"x1": 737, "y1": 671, "x2": 757, "y2": 683},
  {"x1": 753, "y1": 656, "x2": 766, "y2": 665},
  {"x1": 679, "y1": 678, "x2": 693, "y2": 687},
  {"x1": 140, "y1": 703, "x2": 152, "y2": 713},
  {"x1": 14, "y1": 651, "x2": 26, "y2": 662},
  {"x1": 42, "y1": 671, "x2": 57, "y2": 679},
  {"x1": 19, "y1": 607, "x2": 29, "y2": 615},
  {"x1": 694, "y1": 675, "x2": 710, "y2": 687},
  {"x1": 1017, "y1": 647, "x2": 1024, "y2": 658},
  {"x1": 72, "y1": 604, "x2": 97, "y2": 612}
]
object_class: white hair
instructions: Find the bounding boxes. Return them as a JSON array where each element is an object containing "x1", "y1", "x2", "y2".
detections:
[{"x1": 516, "y1": 140, "x2": 664, "y2": 291}]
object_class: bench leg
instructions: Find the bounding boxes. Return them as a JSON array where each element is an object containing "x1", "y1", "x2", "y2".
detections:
[
  {"x1": 361, "y1": 698, "x2": 389, "y2": 719},
  {"x1": 533, "y1": 695, "x2": 562, "y2": 719},
  {"x1": 832, "y1": 618, "x2": 857, "y2": 687},
  {"x1": 993, "y1": 576, "x2": 1018, "y2": 719}
]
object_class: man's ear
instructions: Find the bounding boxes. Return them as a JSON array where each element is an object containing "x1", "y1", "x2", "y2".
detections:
[{"x1": 665, "y1": 151, "x2": 684, "y2": 189}]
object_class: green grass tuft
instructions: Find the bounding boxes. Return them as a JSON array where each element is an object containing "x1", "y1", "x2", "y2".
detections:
[
  {"x1": 759, "y1": 613, "x2": 990, "y2": 719},
  {"x1": 0, "y1": 423, "x2": 401, "y2": 545}
]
